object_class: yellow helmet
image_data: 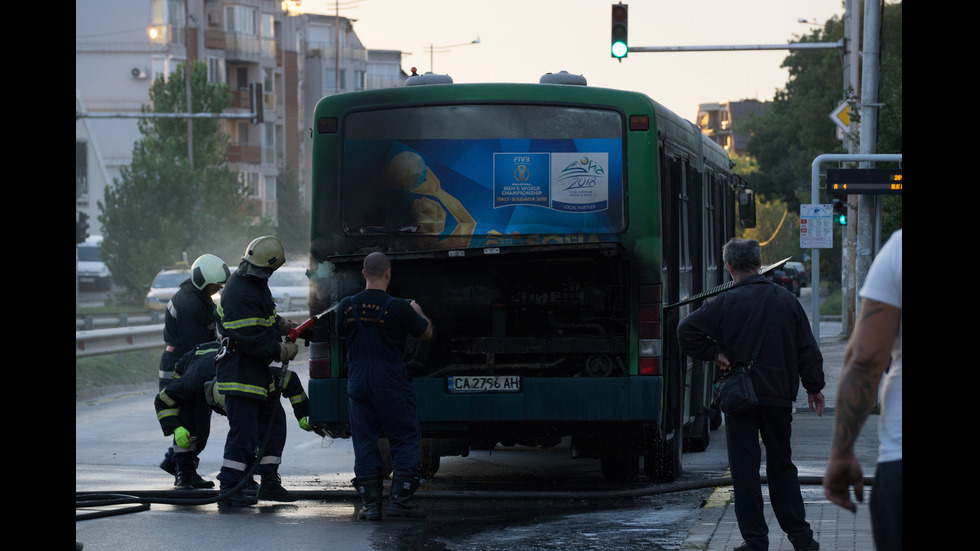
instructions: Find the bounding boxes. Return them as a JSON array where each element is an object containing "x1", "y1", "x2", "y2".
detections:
[{"x1": 242, "y1": 236, "x2": 285, "y2": 270}]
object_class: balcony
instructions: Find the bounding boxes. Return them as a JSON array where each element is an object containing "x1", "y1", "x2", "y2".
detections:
[{"x1": 228, "y1": 145, "x2": 261, "y2": 164}]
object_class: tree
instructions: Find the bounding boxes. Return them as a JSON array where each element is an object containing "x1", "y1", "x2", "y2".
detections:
[
  {"x1": 275, "y1": 162, "x2": 310, "y2": 260},
  {"x1": 741, "y1": 2, "x2": 902, "y2": 289},
  {"x1": 98, "y1": 62, "x2": 272, "y2": 301},
  {"x1": 743, "y1": 2, "x2": 902, "y2": 210}
]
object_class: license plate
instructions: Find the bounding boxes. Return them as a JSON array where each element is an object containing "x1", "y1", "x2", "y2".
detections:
[{"x1": 447, "y1": 375, "x2": 521, "y2": 394}]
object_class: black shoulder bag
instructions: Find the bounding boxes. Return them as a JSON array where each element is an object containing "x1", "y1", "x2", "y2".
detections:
[{"x1": 713, "y1": 288, "x2": 775, "y2": 416}]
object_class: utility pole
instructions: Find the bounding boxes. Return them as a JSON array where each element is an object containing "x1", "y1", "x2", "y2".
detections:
[
  {"x1": 856, "y1": 0, "x2": 884, "y2": 313},
  {"x1": 185, "y1": 0, "x2": 193, "y2": 169}
]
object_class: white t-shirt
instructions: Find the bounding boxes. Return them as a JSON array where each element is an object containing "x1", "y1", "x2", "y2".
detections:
[{"x1": 859, "y1": 230, "x2": 902, "y2": 463}]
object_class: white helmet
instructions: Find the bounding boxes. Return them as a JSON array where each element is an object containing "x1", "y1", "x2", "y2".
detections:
[
  {"x1": 191, "y1": 254, "x2": 230, "y2": 291},
  {"x1": 242, "y1": 236, "x2": 285, "y2": 270}
]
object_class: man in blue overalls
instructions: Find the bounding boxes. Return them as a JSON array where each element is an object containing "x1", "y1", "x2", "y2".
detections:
[{"x1": 337, "y1": 252, "x2": 433, "y2": 520}]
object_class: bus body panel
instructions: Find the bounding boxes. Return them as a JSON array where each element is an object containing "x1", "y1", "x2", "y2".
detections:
[{"x1": 306, "y1": 80, "x2": 745, "y2": 482}]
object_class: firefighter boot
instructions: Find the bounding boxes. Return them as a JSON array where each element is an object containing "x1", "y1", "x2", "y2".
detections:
[
  {"x1": 257, "y1": 473, "x2": 298, "y2": 502},
  {"x1": 174, "y1": 464, "x2": 215, "y2": 490},
  {"x1": 217, "y1": 481, "x2": 259, "y2": 507},
  {"x1": 352, "y1": 475, "x2": 384, "y2": 520},
  {"x1": 387, "y1": 471, "x2": 426, "y2": 519}
]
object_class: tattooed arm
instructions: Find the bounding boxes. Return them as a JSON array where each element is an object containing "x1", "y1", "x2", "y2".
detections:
[{"x1": 823, "y1": 298, "x2": 901, "y2": 513}]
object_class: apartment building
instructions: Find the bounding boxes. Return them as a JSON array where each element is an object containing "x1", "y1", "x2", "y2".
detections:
[
  {"x1": 75, "y1": 0, "x2": 407, "y2": 234},
  {"x1": 695, "y1": 99, "x2": 770, "y2": 157}
]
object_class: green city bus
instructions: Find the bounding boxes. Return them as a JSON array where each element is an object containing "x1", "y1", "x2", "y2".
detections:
[{"x1": 305, "y1": 72, "x2": 756, "y2": 483}]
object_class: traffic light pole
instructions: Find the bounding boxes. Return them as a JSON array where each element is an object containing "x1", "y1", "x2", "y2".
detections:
[
  {"x1": 627, "y1": 41, "x2": 843, "y2": 53},
  {"x1": 808, "y1": 153, "x2": 901, "y2": 342}
]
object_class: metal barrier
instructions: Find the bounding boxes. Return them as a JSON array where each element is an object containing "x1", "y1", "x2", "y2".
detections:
[{"x1": 75, "y1": 312, "x2": 310, "y2": 358}]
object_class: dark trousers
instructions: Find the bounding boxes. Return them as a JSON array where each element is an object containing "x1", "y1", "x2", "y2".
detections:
[
  {"x1": 348, "y1": 363, "x2": 421, "y2": 478},
  {"x1": 172, "y1": 398, "x2": 213, "y2": 469},
  {"x1": 725, "y1": 406, "x2": 813, "y2": 550},
  {"x1": 217, "y1": 393, "x2": 287, "y2": 486},
  {"x1": 871, "y1": 459, "x2": 902, "y2": 551}
]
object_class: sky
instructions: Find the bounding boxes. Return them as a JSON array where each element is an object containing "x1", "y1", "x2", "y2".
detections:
[{"x1": 299, "y1": 0, "x2": 847, "y2": 121}]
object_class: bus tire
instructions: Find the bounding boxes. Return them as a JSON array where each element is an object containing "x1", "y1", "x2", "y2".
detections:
[{"x1": 600, "y1": 453, "x2": 640, "y2": 483}]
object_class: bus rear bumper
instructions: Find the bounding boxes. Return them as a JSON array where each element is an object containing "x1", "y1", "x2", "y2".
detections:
[{"x1": 308, "y1": 376, "x2": 664, "y2": 436}]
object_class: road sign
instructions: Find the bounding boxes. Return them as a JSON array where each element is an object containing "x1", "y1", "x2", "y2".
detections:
[
  {"x1": 830, "y1": 102, "x2": 850, "y2": 133},
  {"x1": 801, "y1": 204, "x2": 833, "y2": 249}
]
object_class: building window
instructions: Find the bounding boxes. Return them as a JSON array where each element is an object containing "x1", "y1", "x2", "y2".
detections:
[
  {"x1": 206, "y1": 56, "x2": 226, "y2": 83},
  {"x1": 264, "y1": 175, "x2": 277, "y2": 218},
  {"x1": 76, "y1": 141, "x2": 88, "y2": 200},
  {"x1": 225, "y1": 5, "x2": 256, "y2": 34},
  {"x1": 325, "y1": 69, "x2": 345, "y2": 92},
  {"x1": 263, "y1": 123, "x2": 276, "y2": 165}
]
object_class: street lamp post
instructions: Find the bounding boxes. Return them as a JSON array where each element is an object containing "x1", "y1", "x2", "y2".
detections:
[{"x1": 426, "y1": 37, "x2": 480, "y2": 73}]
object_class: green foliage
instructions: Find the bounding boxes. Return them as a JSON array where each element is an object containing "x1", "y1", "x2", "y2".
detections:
[
  {"x1": 737, "y1": 196, "x2": 804, "y2": 266},
  {"x1": 275, "y1": 162, "x2": 311, "y2": 260},
  {"x1": 736, "y1": 3, "x2": 902, "y2": 291},
  {"x1": 98, "y1": 62, "x2": 273, "y2": 301}
]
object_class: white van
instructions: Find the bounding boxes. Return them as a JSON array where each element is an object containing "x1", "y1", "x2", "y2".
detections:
[{"x1": 77, "y1": 235, "x2": 111, "y2": 290}]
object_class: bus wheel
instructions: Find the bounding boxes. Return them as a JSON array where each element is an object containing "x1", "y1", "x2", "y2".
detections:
[
  {"x1": 418, "y1": 439, "x2": 441, "y2": 479},
  {"x1": 683, "y1": 415, "x2": 710, "y2": 453},
  {"x1": 643, "y1": 429, "x2": 679, "y2": 483},
  {"x1": 600, "y1": 453, "x2": 639, "y2": 483}
]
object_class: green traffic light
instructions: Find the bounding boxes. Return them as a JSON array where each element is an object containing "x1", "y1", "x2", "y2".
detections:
[
  {"x1": 611, "y1": 41, "x2": 628, "y2": 58},
  {"x1": 837, "y1": 214, "x2": 847, "y2": 225}
]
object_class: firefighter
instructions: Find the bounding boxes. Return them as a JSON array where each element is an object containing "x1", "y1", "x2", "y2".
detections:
[
  {"x1": 157, "y1": 253, "x2": 230, "y2": 479},
  {"x1": 214, "y1": 236, "x2": 301, "y2": 507},
  {"x1": 155, "y1": 342, "x2": 320, "y2": 491}
]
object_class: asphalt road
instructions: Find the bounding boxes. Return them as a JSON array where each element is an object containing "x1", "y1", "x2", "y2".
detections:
[{"x1": 76, "y1": 288, "x2": 861, "y2": 551}]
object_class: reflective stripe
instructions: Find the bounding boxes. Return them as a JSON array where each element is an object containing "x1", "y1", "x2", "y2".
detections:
[
  {"x1": 157, "y1": 407, "x2": 178, "y2": 421},
  {"x1": 222, "y1": 458, "x2": 249, "y2": 472},
  {"x1": 166, "y1": 299, "x2": 177, "y2": 319},
  {"x1": 158, "y1": 369, "x2": 175, "y2": 380},
  {"x1": 216, "y1": 380, "x2": 267, "y2": 398},
  {"x1": 259, "y1": 455, "x2": 282, "y2": 466},
  {"x1": 221, "y1": 314, "x2": 278, "y2": 330},
  {"x1": 159, "y1": 390, "x2": 176, "y2": 407},
  {"x1": 288, "y1": 392, "x2": 306, "y2": 406}
]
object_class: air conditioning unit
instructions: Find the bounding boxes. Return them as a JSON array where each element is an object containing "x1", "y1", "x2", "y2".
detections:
[{"x1": 131, "y1": 67, "x2": 148, "y2": 80}]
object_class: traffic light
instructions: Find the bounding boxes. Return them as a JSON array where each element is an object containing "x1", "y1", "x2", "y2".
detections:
[
  {"x1": 76, "y1": 210, "x2": 90, "y2": 244},
  {"x1": 832, "y1": 195, "x2": 847, "y2": 225},
  {"x1": 611, "y1": 3, "x2": 628, "y2": 59}
]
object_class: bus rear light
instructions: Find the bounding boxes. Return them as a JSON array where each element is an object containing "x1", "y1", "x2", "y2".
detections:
[
  {"x1": 639, "y1": 338, "x2": 661, "y2": 357},
  {"x1": 629, "y1": 114, "x2": 649, "y2": 131},
  {"x1": 638, "y1": 357, "x2": 661, "y2": 376},
  {"x1": 638, "y1": 304, "x2": 660, "y2": 338},
  {"x1": 309, "y1": 357, "x2": 332, "y2": 378},
  {"x1": 317, "y1": 117, "x2": 338, "y2": 134}
]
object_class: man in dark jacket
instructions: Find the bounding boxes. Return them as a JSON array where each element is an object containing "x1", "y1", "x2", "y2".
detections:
[
  {"x1": 678, "y1": 238, "x2": 824, "y2": 551},
  {"x1": 337, "y1": 252, "x2": 433, "y2": 520},
  {"x1": 214, "y1": 236, "x2": 301, "y2": 507},
  {"x1": 155, "y1": 342, "x2": 319, "y2": 491},
  {"x1": 157, "y1": 254, "x2": 230, "y2": 479}
]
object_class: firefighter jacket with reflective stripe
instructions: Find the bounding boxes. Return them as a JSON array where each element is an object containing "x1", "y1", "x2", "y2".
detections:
[
  {"x1": 155, "y1": 343, "x2": 223, "y2": 437},
  {"x1": 162, "y1": 279, "x2": 220, "y2": 360},
  {"x1": 156, "y1": 353, "x2": 309, "y2": 436},
  {"x1": 215, "y1": 265, "x2": 283, "y2": 399}
]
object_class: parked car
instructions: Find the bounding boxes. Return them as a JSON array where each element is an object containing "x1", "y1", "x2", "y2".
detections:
[
  {"x1": 785, "y1": 261, "x2": 808, "y2": 287},
  {"x1": 769, "y1": 267, "x2": 801, "y2": 297},
  {"x1": 268, "y1": 266, "x2": 310, "y2": 311},
  {"x1": 144, "y1": 267, "x2": 191, "y2": 311},
  {"x1": 77, "y1": 235, "x2": 111, "y2": 290},
  {"x1": 145, "y1": 266, "x2": 224, "y2": 311}
]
